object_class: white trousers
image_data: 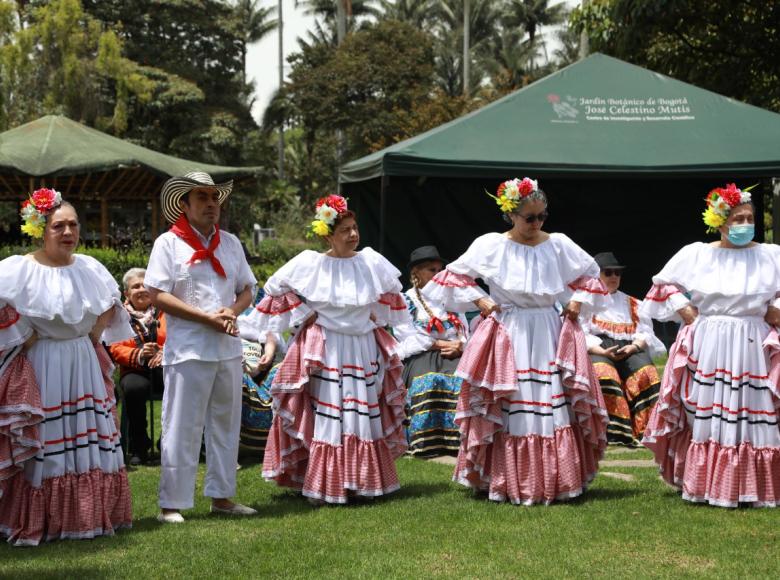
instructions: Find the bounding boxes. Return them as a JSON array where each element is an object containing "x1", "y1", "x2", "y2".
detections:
[{"x1": 159, "y1": 357, "x2": 242, "y2": 509}]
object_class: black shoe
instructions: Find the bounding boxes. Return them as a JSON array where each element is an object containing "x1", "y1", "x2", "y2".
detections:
[{"x1": 129, "y1": 454, "x2": 142, "y2": 466}]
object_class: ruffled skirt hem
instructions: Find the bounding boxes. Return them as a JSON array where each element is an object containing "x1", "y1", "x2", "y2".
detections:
[
  {"x1": 454, "y1": 425, "x2": 599, "y2": 505},
  {"x1": 0, "y1": 467, "x2": 132, "y2": 546}
]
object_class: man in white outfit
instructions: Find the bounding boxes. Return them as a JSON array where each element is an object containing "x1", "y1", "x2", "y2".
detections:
[{"x1": 145, "y1": 171, "x2": 258, "y2": 523}]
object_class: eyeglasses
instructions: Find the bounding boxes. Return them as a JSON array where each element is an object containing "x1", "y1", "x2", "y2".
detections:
[
  {"x1": 602, "y1": 269, "x2": 623, "y2": 277},
  {"x1": 518, "y1": 211, "x2": 548, "y2": 224}
]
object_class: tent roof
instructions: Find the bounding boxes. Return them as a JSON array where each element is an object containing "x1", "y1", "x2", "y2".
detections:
[
  {"x1": 0, "y1": 115, "x2": 262, "y2": 198},
  {"x1": 340, "y1": 54, "x2": 780, "y2": 182}
]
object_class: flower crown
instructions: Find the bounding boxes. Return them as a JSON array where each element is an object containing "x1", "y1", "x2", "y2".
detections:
[
  {"x1": 486, "y1": 177, "x2": 539, "y2": 213},
  {"x1": 702, "y1": 183, "x2": 754, "y2": 233},
  {"x1": 20, "y1": 188, "x2": 63, "y2": 238},
  {"x1": 310, "y1": 194, "x2": 349, "y2": 237}
]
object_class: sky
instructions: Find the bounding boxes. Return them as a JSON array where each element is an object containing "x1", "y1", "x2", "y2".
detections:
[{"x1": 246, "y1": 0, "x2": 581, "y2": 123}]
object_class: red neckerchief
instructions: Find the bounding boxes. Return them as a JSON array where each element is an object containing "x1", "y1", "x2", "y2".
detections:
[
  {"x1": 426, "y1": 313, "x2": 463, "y2": 335},
  {"x1": 169, "y1": 214, "x2": 226, "y2": 278}
]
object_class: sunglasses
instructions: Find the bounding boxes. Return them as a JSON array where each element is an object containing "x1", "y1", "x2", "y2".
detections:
[
  {"x1": 602, "y1": 269, "x2": 623, "y2": 277},
  {"x1": 518, "y1": 211, "x2": 548, "y2": 224}
]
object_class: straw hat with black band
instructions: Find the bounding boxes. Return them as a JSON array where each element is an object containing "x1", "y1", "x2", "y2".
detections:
[{"x1": 160, "y1": 171, "x2": 233, "y2": 224}]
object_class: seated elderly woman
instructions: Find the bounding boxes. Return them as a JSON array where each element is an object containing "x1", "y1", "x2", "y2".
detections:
[
  {"x1": 397, "y1": 246, "x2": 468, "y2": 457},
  {"x1": 582, "y1": 252, "x2": 665, "y2": 446},
  {"x1": 109, "y1": 267, "x2": 166, "y2": 465}
]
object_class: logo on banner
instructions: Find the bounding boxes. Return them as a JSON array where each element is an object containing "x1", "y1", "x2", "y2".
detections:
[{"x1": 547, "y1": 94, "x2": 580, "y2": 123}]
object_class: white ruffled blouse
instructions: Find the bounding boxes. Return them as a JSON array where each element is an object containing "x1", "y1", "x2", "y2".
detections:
[
  {"x1": 395, "y1": 287, "x2": 469, "y2": 360},
  {"x1": 640, "y1": 242, "x2": 780, "y2": 322},
  {"x1": 0, "y1": 254, "x2": 133, "y2": 348},
  {"x1": 245, "y1": 247, "x2": 415, "y2": 339},
  {"x1": 581, "y1": 290, "x2": 666, "y2": 358},
  {"x1": 423, "y1": 232, "x2": 606, "y2": 311}
]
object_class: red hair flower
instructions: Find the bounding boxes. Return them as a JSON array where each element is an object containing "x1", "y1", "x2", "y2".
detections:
[{"x1": 31, "y1": 188, "x2": 61, "y2": 212}]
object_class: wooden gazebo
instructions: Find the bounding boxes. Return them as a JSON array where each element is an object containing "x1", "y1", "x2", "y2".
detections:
[{"x1": 0, "y1": 115, "x2": 263, "y2": 245}]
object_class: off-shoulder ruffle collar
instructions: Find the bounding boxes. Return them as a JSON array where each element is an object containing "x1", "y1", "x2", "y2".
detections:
[
  {"x1": 653, "y1": 242, "x2": 780, "y2": 296},
  {"x1": 448, "y1": 232, "x2": 598, "y2": 296},
  {"x1": 266, "y1": 247, "x2": 401, "y2": 307},
  {"x1": 0, "y1": 254, "x2": 121, "y2": 324}
]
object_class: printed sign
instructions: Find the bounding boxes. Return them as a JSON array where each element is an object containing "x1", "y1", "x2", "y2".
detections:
[{"x1": 547, "y1": 94, "x2": 695, "y2": 123}]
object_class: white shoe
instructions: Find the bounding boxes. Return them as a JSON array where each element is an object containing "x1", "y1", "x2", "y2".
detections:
[
  {"x1": 210, "y1": 502, "x2": 257, "y2": 516},
  {"x1": 157, "y1": 511, "x2": 184, "y2": 524}
]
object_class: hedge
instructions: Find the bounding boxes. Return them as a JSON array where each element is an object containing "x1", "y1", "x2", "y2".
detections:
[{"x1": 0, "y1": 237, "x2": 318, "y2": 288}]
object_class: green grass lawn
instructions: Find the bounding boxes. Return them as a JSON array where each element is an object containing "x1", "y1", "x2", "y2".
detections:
[{"x1": 2, "y1": 446, "x2": 780, "y2": 578}]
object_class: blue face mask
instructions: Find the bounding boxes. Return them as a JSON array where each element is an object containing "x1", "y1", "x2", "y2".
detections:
[{"x1": 727, "y1": 224, "x2": 754, "y2": 246}]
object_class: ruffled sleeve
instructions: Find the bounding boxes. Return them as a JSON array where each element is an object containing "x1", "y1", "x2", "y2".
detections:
[
  {"x1": 639, "y1": 245, "x2": 695, "y2": 322},
  {"x1": 579, "y1": 313, "x2": 603, "y2": 350},
  {"x1": 79, "y1": 256, "x2": 134, "y2": 344},
  {"x1": 553, "y1": 234, "x2": 608, "y2": 307},
  {"x1": 0, "y1": 304, "x2": 32, "y2": 351},
  {"x1": 244, "y1": 292, "x2": 313, "y2": 340},
  {"x1": 372, "y1": 292, "x2": 412, "y2": 327}
]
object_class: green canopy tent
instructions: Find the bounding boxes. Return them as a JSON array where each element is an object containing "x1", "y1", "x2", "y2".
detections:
[
  {"x1": 0, "y1": 115, "x2": 263, "y2": 245},
  {"x1": 340, "y1": 53, "x2": 780, "y2": 300}
]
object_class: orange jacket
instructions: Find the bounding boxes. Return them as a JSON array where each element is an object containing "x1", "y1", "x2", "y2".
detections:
[{"x1": 109, "y1": 310, "x2": 166, "y2": 374}]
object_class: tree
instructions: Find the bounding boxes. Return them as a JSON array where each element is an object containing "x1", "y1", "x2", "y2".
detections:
[
  {"x1": 0, "y1": 0, "x2": 154, "y2": 132},
  {"x1": 571, "y1": 0, "x2": 780, "y2": 113},
  {"x1": 234, "y1": 0, "x2": 278, "y2": 87},
  {"x1": 81, "y1": 0, "x2": 263, "y2": 165},
  {"x1": 430, "y1": 0, "x2": 502, "y2": 96},
  {"x1": 294, "y1": 0, "x2": 376, "y2": 46},
  {"x1": 503, "y1": 0, "x2": 567, "y2": 69},
  {"x1": 372, "y1": 0, "x2": 435, "y2": 28},
  {"x1": 278, "y1": 19, "x2": 437, "y2": 193}
]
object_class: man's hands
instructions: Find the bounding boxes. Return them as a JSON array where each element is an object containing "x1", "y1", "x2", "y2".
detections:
[{"x1": 207, "y1": 307, "x2": 239, "y2": 336}]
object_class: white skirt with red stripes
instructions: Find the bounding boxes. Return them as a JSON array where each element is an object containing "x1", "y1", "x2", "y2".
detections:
[
  {"x1": 643, "y1": 315, "x2": 780, "y2": 507},
  {"x1": 262, "y1": 323, "x2": 406, "y2": 504},
  {"x1": 0, "y1": 336, "x2": 131, "y2": 546},
  {"x1": 454, "y1": 307, "x2": 607, "y2": 505}
]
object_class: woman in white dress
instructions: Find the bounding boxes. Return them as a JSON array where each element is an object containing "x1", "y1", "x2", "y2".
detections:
[
  {"x1": 641, "y1": 183, "x2": 780, "y2": 507},
  {"x1": 246, "y1": 195, "x2": 412, "y2": 504},
  {"x1": 582, "y1": 252, "x2": 665, "y2": 446},
  {"x1": 424, "y1": 178, "x2": 608, "y2": 505},
  {"x1": 0, "y1": 191, "x2": 133, "y2": 545}
]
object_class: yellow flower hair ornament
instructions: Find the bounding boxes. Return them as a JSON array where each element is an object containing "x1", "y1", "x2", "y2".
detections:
[
  {"x1": 307, "y1": 194, "x2": 349, "y2": 237},
  {"x1": 20, "y1": 188, "x2": 62, "y2": 239},
  {"x1": 486, "y1": 177, "x2": 539, "y2": 213},
  {"x1": 702, "y1": 183, "x2": 755, "y2": 234}
]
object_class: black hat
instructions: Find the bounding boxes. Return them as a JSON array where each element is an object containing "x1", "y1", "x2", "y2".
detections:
[
  {"x1": 408, "y1": 245, "x2": 444, "y2": 270},
  {"x1": 594, "y1": 252, "x2": 625, "y2": 270}
]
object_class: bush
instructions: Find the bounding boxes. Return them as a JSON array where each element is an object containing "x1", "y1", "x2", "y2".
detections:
[
  {"x1": 0, "y1": 244, "x2": 150, "y2": 288},
  {"x1": 1, "y1": 237, "x2": 317, "y2": 288}
]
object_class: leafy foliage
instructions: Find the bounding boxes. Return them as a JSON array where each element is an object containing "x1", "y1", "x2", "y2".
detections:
[{"x1": 571, "y1": 0, "x2": 780, "y2": 113}]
